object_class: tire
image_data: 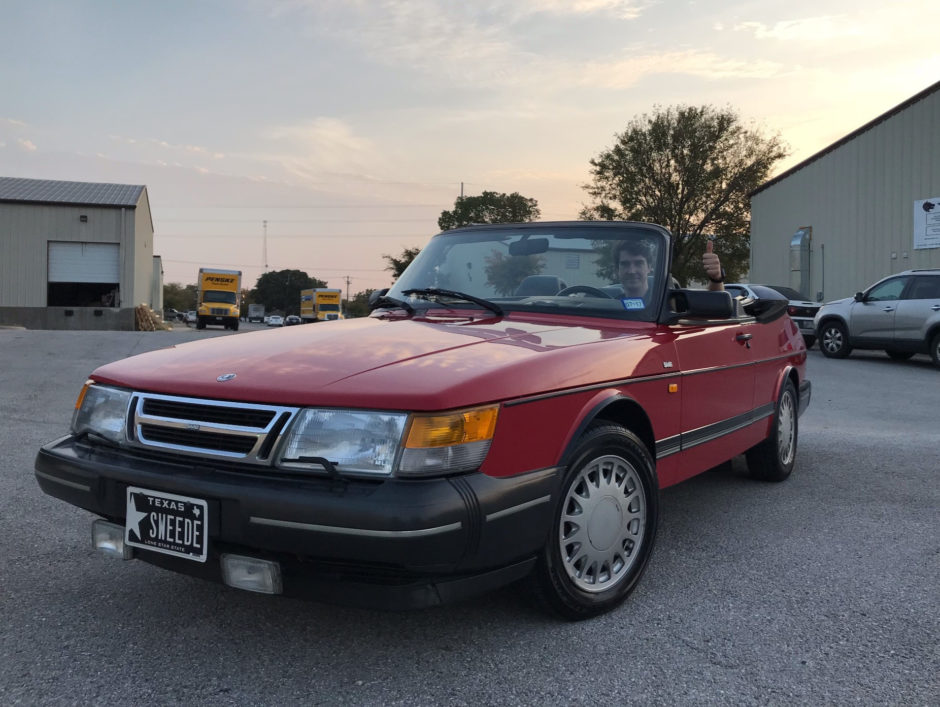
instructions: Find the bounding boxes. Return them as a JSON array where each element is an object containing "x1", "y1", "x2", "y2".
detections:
[
  {"x1": 931, "y1": 332, "x2": 940, "y2": 368},
  {"x1": 533, "y1": 423, "x2": 658, "y2": 620},
  {"x1": 196, "y1": 317, "x2": 206, "y2": 330},
  {"x1": 231, "y1": 320, "x2": 239, "y2": 331},
  {"x1": 818, "y1": 320, "x2": 851, "y2": 358},
  {"x1": 746, "y1": 378, "x2": 798, "y2": 482},
  {"x1": 885, "y1": 349, "x2": 914, "y2": 361},
  {"x1": 803, "y1": 335, "x2": 816, "y2": 349}
]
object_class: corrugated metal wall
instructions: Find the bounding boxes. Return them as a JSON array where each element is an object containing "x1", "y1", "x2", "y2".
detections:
[
  {"x1": 0, "y1": 203, "x2": 126, "y2": 306},
  {"x1": 750, "y1": 86, "x2": 940, "y2": 302}
]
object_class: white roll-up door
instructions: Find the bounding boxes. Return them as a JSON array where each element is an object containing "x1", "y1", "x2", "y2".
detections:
[{"x1": 48, "y1": 242, "x2": 120, "y2": 283}]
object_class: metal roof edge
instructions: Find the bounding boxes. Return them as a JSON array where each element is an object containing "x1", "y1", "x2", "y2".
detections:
[{"x1": 750, "y1": 80, "x2": 940, "y2": 198}]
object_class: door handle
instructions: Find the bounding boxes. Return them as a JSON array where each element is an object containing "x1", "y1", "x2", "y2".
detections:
[
  {"x1": 932, "y1": 305, "x2": 940, "y2": 311},
  {"x1": 881, "y1": 306, "x2": 895, "y2": 312},
  {"x1": 735, "y1": 333, "x2": 752, "y2": 348}
]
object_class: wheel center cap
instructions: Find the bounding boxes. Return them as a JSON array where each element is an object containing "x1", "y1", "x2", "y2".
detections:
[{"x1": 587, "y1": 496, "x2": 623, "y2": 551}]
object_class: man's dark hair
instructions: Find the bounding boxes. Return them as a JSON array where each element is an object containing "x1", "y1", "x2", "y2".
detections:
[{"x1": 614, "y1": 239, "x2": 654, "y2": 268}]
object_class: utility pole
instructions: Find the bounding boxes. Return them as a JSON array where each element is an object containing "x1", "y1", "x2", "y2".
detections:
[
  {"x1": 262, "y1": 220, "x2": 268, "y2": 272},
  {"x1": 344, "y1": 275, "x2": 351, "y2": 309}
]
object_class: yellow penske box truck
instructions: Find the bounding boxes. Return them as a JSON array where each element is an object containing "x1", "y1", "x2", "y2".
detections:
[
  {"x1": 300, "y1": 288, "x2": 344, "y2": 323},
  {"x1": 196, "y1": 268, "x2": 241, "y2": 330}
]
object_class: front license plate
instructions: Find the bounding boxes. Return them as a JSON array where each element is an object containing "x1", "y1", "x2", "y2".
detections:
[
  {"x1": 798, "y1": 320, "x2": 814, "y2": 331},
  {"x1": 125, "y1": 487, "x2": 208, "y2": 562}
]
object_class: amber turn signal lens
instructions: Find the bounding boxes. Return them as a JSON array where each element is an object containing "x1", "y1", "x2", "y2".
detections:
[
  {"x1": 74, "y1": 380, "x2": 94, "y2": 410},
  {"x1": 404, "y1": 405, "x2": 499, "y2": 449}
]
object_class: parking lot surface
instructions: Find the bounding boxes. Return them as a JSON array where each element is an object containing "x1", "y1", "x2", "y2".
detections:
[{"x1": 1, "y1": 328, "x2": 937, "y2": 705}]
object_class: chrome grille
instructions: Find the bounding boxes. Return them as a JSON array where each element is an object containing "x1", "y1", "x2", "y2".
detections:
[
  {"x1": 131, "y1": 393, "x2": 298, "y2": 463},
  {"x1": 142, "y1": 398, "x2": 276, "y2": 427}
]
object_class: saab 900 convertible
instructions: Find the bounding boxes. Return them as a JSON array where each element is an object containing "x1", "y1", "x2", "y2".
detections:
[{"x1": 35, "y1": 221, "x2": 810, "y2": 619}]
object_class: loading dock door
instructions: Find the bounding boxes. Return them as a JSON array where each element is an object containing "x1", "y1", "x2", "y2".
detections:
[
  {"x1": 47, "y1": 242, "x2": 121, "y2": 306},
  {"x1": 48, "y1": 242, "x2": 120, "y2": 282}
]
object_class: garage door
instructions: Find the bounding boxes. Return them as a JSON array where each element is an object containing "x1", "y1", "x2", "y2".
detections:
[{"x1": 48, "y1": 242, "x2": 120, "y2": 283}]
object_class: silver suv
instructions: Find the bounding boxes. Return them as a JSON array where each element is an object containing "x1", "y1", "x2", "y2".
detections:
[{"x1": 814, "y1": 269, "x2": 940, "y2": 366}]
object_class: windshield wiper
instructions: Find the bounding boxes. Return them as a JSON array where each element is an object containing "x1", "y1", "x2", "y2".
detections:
[
  {"x1": 370, "y1": 294, "x2": 415, "y2": 315},
  {"x1": 402, "y1": 288, "x2": 504, "y2": 317}
]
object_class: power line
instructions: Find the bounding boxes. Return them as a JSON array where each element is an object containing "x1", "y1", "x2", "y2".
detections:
[
  {"x1": 156, "y1": 217, "x2": 435, "y2": 223},
  {"x1": 160, "y1": 257, "x2": 386, "y2": 272},
  {"x1": 155, "y1": 233, "x2": 426, "y2": 239},
  {"x1": 156, "y1": 203, "x2": 445, "y2": 209}
]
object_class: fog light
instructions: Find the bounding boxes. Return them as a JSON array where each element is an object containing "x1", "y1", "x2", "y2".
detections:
[
  {"x1": 92, "y1": 520, "x2": 133, "y2": 559},
  {"x1": 221, "y1": 554, "x2": 282, "y2": 594}
]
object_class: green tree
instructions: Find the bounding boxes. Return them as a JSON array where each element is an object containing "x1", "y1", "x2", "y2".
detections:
[
  {"x1": 438, "y1": 190, "x2": 541, "y2": 231},
  {"x1": 250, "y1": 269, "x2": 325, "y2": 315},
  {"x1": 383, "y1": 247, "x2": 421, "y2": 281},
  {"x1": 484, "y1": 252, "x2": 544, "y2": 296},
  {"x1": 163, "y1": 282, "x2": 198, "y2": 311},
  {"x1": 344, "y1": 289, "x2": 376, "y2": 318},
  {"x1": 580, "y1": 105, "x2": 788, "y2": 285}
]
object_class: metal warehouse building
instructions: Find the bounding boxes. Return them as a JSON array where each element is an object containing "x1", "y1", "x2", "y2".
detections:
[
  {"x1": 749, "y1": 80, "x2": 940, "y2": 303},
  {"x1": 0, "y1": 177, "x2": 163, "y2": 330}
]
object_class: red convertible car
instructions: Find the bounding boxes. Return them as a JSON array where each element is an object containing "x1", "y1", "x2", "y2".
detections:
[{"x1": 35, "y1": 221, "x2": 810, "y2": 619}]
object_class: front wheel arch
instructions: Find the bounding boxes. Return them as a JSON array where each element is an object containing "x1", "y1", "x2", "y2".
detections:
[{"x1": 557, "y1": 395, "x2": 656, "y2": 472}]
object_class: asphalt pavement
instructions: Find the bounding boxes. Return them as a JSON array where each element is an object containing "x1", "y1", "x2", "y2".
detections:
[{"x1": 1, "y1": 328, "x2": 937, "y2": 705}]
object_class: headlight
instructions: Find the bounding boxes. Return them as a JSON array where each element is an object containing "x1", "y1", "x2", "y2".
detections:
[
  {"x1": 71, "y1": 382, "x2": 132, "y2": 444},
  {"x1": 280, "y1": 409, "x2": 408, "y2": 476},
  {"x1": 279, "y1": 404, "x2": 499, "y2": 478},
  {"x1": 397, "y1": 405, "x2": 498, "y2": 477}
]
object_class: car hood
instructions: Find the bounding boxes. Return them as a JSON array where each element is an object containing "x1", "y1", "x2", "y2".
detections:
[{"x1": 90, "y1": 314, "x2": 665, "y2": 410}]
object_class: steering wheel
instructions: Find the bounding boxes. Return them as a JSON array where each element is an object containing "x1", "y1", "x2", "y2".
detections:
[{"x1": 556, "y1": 285, "x2": 614, "y2": 298}]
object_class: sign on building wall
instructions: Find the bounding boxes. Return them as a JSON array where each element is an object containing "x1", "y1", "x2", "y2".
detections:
[{"x1": 914, "y1": 197, "x2": 940, "y2": 249}]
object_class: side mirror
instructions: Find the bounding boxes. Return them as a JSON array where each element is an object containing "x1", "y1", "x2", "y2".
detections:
[
  {"x1": 669, "y1": 289, "x2": 735, "y2": 320},
  {"x1": 368, "y1": 288, "x2": 390, "y2": 309},
  {"x1": 854, "y1": 291, "x2": 864, "y2": 302}
]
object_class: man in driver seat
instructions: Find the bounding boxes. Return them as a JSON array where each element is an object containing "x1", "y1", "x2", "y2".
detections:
[{"x1": 614, "y1": 239, "x2": 725, "y2": 307}]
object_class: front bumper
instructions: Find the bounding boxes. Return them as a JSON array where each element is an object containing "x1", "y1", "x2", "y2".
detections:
[{"x1": 35, "y1": 435, "x2": 558, "y2": 609}]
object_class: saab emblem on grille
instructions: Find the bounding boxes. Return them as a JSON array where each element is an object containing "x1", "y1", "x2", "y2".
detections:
[
  {"x1": 217, "y1": 373, "x2": 237, "y2": 382},
  {"x1": 186, "y1": 423, "x2": 201, "y2": 431}
]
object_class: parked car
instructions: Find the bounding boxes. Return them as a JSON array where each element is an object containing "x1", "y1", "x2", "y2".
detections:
[
  {"x1": 285, "y1": 315, "x2": 302, "y2": 326},
  {"x1": 184, "y1": 310, "x2": 197, "y2": 324},
  {"x1": 163, "y1": 308, "x2": 181, "y2": 322},
  {"x1": 266, "y1": 315, "x2": 284, "y2": 327},
  {"x1": 34, "y1": 221, "x2": 810, "y2": 620},
  {"x1": 725, "y1": 283, "x2": 821, "y2": 348},
  {"x1": 814, "y1": 268, "x2": 940, "y2": 366}
]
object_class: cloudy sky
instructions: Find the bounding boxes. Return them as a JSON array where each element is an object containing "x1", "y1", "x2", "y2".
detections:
[{"x1": 2, "y1": 0, "x2": 937, "y2": 293}]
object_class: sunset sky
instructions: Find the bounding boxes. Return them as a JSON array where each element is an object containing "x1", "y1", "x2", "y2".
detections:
[{"x1": 2, "y1": 0, "x2": 937, "y2": 294}]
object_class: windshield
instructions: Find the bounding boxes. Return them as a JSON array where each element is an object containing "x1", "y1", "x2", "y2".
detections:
[
  {"x1": 387, "y1": 222, "x2": 670, "y2": 321},
  {"x1": 205, "y1": 290, "x2": 237, "y2": 304}
]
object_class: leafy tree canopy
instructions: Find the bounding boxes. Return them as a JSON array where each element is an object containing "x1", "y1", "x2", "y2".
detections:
[
  {"x1": 250, "y1": 269, "x2": 325, "y2": 315},
  {"x1": 163, "y1": 282, "x2": 198, "y2": 312},
  {"x1": 344, "y1": 289, "x2": 376, "y2": 318},
  {"x1": 438, "y1": 190, "x2": 541, "y2": 231},
  {"x1": 383, "y1": 247, "x2": 421, "y2": 281},
  {"x1": 484, "y1": 252, "x2": 544, "y2": 296},
  {"x1": 580, "y1": 105, "x2": 788, "y2": 285}
]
